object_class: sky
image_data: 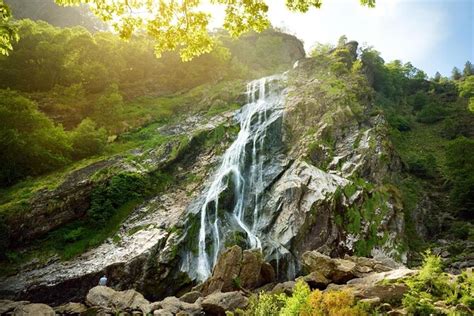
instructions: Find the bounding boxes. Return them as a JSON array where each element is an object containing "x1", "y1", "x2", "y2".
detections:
[{"x1": 208, "y1": 0, "x2": 473, "y2": 77}]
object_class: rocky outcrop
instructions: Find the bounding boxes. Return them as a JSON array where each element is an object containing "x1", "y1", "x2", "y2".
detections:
[
  {"x1": 201, "y1": 246, "x2": 275, "y2": 295},
  {"x1": 12, "y1": 303, "x2": 55, "y2": 316},
  {"x1": 85, "y1": 286, "x2": 151, "y2": 314},
  {"x1": 201, "y1": 291, "x2": 248, "y2": 316},
  {"x1": 302, "y1": 251, "x2": 396, "y2": 284}
]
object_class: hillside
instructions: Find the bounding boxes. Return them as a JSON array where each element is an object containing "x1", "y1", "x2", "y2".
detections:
[{"x1": 0, "y1": 18, "x2": 473, "y2": 316}]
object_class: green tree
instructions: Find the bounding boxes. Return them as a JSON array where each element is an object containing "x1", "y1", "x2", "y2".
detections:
[
  {"x1": 52, "y1": 0, "x2": 376, "y2": 61},
  {"x1": 463, "y1": 60, "x2": 473, "y2": 77},
  {"x1": 446, "y1": 137, "x2": 474, "y2": 218},
  {"x1": 433, "y1": 71, "x2": 441, "y2": 82},
  {"x1": 452, "y1": 67, "x2": 462, "y2": 80},
  {"x1": 0, "y1": 90, "x2": 71, "y2": 185},
  {"x1": 71, "y1": 118, "x2": 107, "y2": 160},
  {"x1": 0, "y1": 0, "x2": 18, "y2": 55},
  {"x1": 93, "y1": 83, "x2": 124, "y2": 133}
]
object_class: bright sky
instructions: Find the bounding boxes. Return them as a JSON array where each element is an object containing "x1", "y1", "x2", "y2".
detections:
[{"x1": 209, "y1": 0, "x2": 473, "y2": 77}]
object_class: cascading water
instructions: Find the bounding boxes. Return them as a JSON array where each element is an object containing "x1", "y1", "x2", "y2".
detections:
[{"x1": 196, "y1": 74, "x2": 287, "y2": 281}]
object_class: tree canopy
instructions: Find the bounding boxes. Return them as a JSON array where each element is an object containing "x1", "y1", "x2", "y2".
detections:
[
  {"x1": 0, "y1": 0, "x2": 19, "y2": 55},
  {"x1": 50, "y1": 0, "x2": 375, "y2": 61}
]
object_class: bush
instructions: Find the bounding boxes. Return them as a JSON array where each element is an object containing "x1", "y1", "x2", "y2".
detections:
[
  {"x1": 388, "y1": 114, "x2": 411, "y2": 131},
  {"x1": 238, "y1": 281, "x2": 367, "y2": 316},
  {"x1": 71, "y1": 118, "x2": 108, "y2": 160},
  {"x1": 88, "y1": 173, "x2": 146, "y2": 225},
  {"x1": 244, "y1": 292, "x2": 286, "y2": 316},
  {"x1": 446, "y1": 137, "x2": 474, "y2": 218},
  {"x1": 0, "y1": 90, "x2": 72, "y2": 186},
  {"x1": 406, "y1": 154, "x2": 437, "y2": 179},
  {"x1": 401, "y1": 252, "x2": 474, "y2": 314},
  {"x1": 416, "y1": 103, "x2": 448, "y2": 123},
  {"x1": 410, "y1": 91, "x2": 428, "y2": 111}
]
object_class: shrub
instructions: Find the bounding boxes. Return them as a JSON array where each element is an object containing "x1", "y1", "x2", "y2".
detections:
[
  {"x1": 388, "y1": 114, "x2": 411, "y2": 131},
  {"x1": 406, "y1": 154, "x2": 437, "y2": 179},
  {"x1": 280, "y1": 280, "x2": 311, "y2": 315},
  {"x1": 71, "y1": 118, "x2": 108, "y2": 160},
  {"x1": 244, "y1": 292, "x2": 286, "y2": 316},
  {"x1": 0, "y1": 90, "x2": 72, "y2": 186},
  {"x1": 88, "y1": 173, "x2": 146, "y2": 225},
  {"x1": 402, "y1": 252, "x2": 474, "y2": 314},
  {"x1": 416, "y1": 103, "x2": 448, "y2": 123}
]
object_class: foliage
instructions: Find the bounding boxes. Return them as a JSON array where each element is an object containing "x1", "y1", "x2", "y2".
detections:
[
  {"x1": 70, "y1": 118, "x2": 107, "y2": 160},
  {"x1": 88, "y1": 173, "x2": 146, "y2": 225},
  {"x1": 0, "y1": 0, "x2": 18, "y2": 55},
  {"x1": 402, "y1": 252, "x2": 474, "y2": 314},
  {"x1": 0, "y1": 90, "x2": 71, "y2": 186},
  {"x1": 445, "y1": 137, "x2": 474, "y2": 218},
  {"x1": 52, "y1": 0, "x2": 376, "y2": 61},
  {"x1": 240, "y1": 281, "x2": 367, "y2": 316}
]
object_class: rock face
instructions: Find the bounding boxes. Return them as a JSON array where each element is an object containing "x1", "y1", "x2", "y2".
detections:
[{"x1": 1, "y1": 51, "x2": 407, "y2": 305}]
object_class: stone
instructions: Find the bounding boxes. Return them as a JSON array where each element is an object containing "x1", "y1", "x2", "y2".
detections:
[
  {"x1": 387, "y1": 309, "x2": 408, "y2": 315},
  {"x1": 358, "y1": 284, "x2": 408, "y2": 303},
  {"x1": 201, "y1": 246, "x2": 242, "y2": 295},
  {"x1": 13, "y1": 303, "x2": 55, "y2": 316},
  {"x1": 86, "y1": 286, "x2": 150, "y2": 314},
  {"x1": 302, "y1": 251, "x2": 337, "y2": 277},
  {"x1": 259, "y1": 262, "x2": 276, "y2": 284},
  {"x1": 239, "y1": 249, "x2": 263, "y2": 289},
  {"x1": 179, "y1": 290, "x2": 202, "y2": 303},
  {"x1": 358, "y1": 297, "x2": 381, "y2": 307},
  {"x1": 0, "y1": 300, "x2": 29, "y2": 314},
  {"x1": 53, "y1": 302, "x2": 88, "y2": 314},
  {"x1": 150, "y1": 296, "x2": 201, "y2": 315},
  {"x1": 154, "y1": 309, "x2": 173, "y2": 316},
  {"x1": 299, "y1": 271, "x2": 330, "y2": 289},
  {"x1": 201, "y1": 291, "x2": 248, "y2": 315},
  {"x1": 379, "y1": 303, "x2": 393, "y2": 312},
  {"x1": 302, "y1": 251, "x2": 357, "y2": 283},
  {"x1": 271, "y1": 281, "x2": 296, "y2": 295}
]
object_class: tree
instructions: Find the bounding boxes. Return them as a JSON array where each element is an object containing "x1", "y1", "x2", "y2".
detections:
[
  {"x1": 433, "y1": 71, "x2": 441, "y2": 82},
  {"x1": 52, "y1": 0, "x2": 376, "y2": 61},
  {"x1": 0, "y1": 90, "x2": 71, "y2": 185},
  {"x1": 71, "y1": 118, "x2": 107, "y2": 160},
  {"x1": 452, "y1": 67, "x2": 462, "y2": 80},
  {"x1": 463, "y1": 61, "x2": 473, "y2": 77},
  {"x1": 0, "y1": 0, "x2": 19, "y2": 55}
]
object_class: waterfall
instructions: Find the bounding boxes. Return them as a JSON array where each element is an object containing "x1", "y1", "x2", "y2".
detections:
[{"x1": 196, "y1": 74, "x2": 287, "y2": 281}]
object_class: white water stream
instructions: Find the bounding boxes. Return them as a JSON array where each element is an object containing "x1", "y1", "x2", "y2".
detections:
[{"x1": 196, "y1": 74, "x2": 286, "y2": 280}]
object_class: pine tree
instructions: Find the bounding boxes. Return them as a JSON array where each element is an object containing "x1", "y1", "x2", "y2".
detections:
[
  {"x1": 433, "y1": 71, "x2": 441, "y2": 82},
  {"x1": 452, "y1": 67, "x2": 462, "y2": 80},
  {"x1": 463, "y1": 61, "x2": 473, "y2": 77}
]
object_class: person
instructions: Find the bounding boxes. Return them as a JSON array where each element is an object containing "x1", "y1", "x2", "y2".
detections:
[{"x1": 99, "y1": 275, "x2": 107, "y2": 286}]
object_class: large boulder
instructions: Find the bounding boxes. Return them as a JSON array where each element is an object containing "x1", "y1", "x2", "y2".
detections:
[
  {"x1": 302, "y1": 251, "x2": 356, "y2": 283},
  {"x1": 0, "y1": 300, "x2": 29, "y2": 314},
  {"x1": 201, "y1": 246, "x2": 275, "y2": 295},
  {"x1": 201, "y1": 246, "x2": 243, "y2": 295},
  {"x1": 201, "y1": 291, "x2": 248, "y2": 316},
  {"x1": 302, "y1": 251, "x2": 395, "y2": 283},
  {"x1": 53, "y1": 302, "x2": 88, "y2": 314},
  {"x1": 86, "y1": 286, "x2": 150, "y2": 314},
  {"x1": 13, "y1": 303, "x2": 55, "y2": 316},
  {"x1": 150, "y1": 296, "x2": 202, "y2": 315}
]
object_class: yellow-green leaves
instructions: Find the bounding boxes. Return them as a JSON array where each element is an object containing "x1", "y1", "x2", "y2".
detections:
[
  {"x1": 0, "y1": 0, "x2": 19, "y2": 55},
  {"x1": 51, "y1": 0, "x2": 377, "y2": 61}
]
